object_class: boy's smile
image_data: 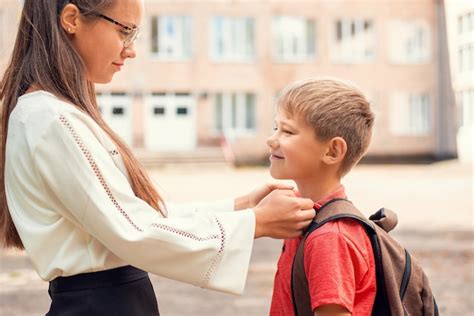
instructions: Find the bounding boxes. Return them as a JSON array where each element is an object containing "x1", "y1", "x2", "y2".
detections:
[{"x1": 270, "y1": 152, "x2": 284, "y2": 160}]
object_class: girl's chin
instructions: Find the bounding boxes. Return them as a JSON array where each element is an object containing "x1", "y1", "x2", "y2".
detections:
[{"x1": 88, "y1": 73, "x2": 114, "y2": 84}]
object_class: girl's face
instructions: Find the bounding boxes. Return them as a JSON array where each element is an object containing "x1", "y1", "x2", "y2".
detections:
[{"x1": 69, "y1": 0, "x2": 143, "y2": 83}]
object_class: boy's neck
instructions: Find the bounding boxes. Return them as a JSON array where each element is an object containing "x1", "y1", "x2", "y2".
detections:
[{"x1": 295, "y1": 175, "x2": 342, "y2": 204}]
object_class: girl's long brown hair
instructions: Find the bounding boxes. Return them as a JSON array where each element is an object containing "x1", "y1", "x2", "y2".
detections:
[{"x1": 0, "y1": 0, "x2": 165, "y2": 249}]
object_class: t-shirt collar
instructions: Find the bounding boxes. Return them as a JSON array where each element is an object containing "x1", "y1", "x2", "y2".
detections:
[{"x1": 313, "y1": 185, "x2": 347, "y2": 210}]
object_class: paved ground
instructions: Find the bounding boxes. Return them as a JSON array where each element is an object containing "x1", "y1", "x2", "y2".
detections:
[{"x1": 0, "y1": 160, "x2": 472, "y2": 315}]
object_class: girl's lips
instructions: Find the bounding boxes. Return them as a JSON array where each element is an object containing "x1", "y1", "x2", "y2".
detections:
[{"x1": 112, "y1": 63, "x2": 124, "y2": 70}]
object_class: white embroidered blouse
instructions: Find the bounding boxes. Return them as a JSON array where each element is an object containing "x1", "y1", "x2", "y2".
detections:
[{"x1": 5, "y1": 91, "x2": 255, "y2": 295}]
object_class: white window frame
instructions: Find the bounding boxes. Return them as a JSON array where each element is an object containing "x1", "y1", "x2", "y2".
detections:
[
  {"x1": 150, "y1": 15, "x2": 192, "y2": 60},
  {"x1": 458, "y1": 44, "x2": 474, "y2": 74},
  {"x1": 388, "y1": 20, "x2": 431, "y2": 64},
  {"x1": 459, "y1": 89, "x2": 474, "y2": 128},
  {"x1": 213, "y1": 92, "x2": 257, "y2": 138},
  {"x1": 272, "y1": 16, "x2": 316, "y2": 62},
  {"x1": 390, "y1": 92, "x2": 432, "y2": 136},
  {"x1": 458, "y1": 12, "x2": 474, "y2": 35},
  {"x1": 332, "y1": 18, "x2": 375, "y2": 64},
  {"x1": 210, "y1": 16, "x2": 256, "y2": 62}
]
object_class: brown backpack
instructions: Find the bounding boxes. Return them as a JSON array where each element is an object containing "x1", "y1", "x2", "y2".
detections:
[{"x1": 291, "y1": 198, "x2": 439, "y2": 316}]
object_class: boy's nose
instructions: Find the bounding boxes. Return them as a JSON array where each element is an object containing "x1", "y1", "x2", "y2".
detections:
[{"x1": 266, "y1": 134, "x2": 277, "y2": 148}]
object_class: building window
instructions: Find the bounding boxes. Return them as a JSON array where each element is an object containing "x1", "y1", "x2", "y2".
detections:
[
  {"x1": 211, "y1": 16, "x2": 255, "y2": 61},
  {"x1": 459, "y1": 89, "x2": 474, "y2": 127},
  {"x1": 96, "y1": 92, "x2": 133, "y2": 145},
  {"x1": 390, "y1": 93, "x2": 432, "y2": 136},
  {"x1": 458, "y1": 12, "x2": 474, "y2": 35},
  {"x1": 332, "y1": 18, "x2": 375, "y2": 63},
  {"x1": 458, "y1": 15, "x2": 462, "y2": 35},
  {"x1": 388, "y1": 20, "x2": 431, "y2": 64},
  {"x1": 98, "y1": 92, "x2": 129, "y2": 117},
  {"x1": 154, "y1": 107, "x2": 165, "y2": 115},
  {"x1": 150, "y1": 16, "x2": 192, "y2": 59},
  {"x1": 112, "y1": 107, "x2": 125, "y2": 115},
  {"x1": 458, "y1": 44, "x2": 474, "y2": 73},
  {"x1": 214, "y1": 93, "x2": 256, "y2": 135},
  {"x1": 272, "y1": 16, "x2": 316, "y2": 62}
]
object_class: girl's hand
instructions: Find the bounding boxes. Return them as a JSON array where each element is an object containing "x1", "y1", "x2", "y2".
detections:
[
  {"x1": 235, "y1": 182, "x2": 294, "y2": 210},
  {"x1": 253, "y1": 189, "x2": 315, "y2": 239}
]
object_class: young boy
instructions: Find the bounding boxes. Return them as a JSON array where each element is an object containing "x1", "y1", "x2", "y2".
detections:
[{"x1": 268, "y1": 78, "x2": 376, "y2": 316}]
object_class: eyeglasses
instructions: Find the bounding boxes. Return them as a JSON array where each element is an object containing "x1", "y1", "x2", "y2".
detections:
[{"x1": 96, "y1": 13, "x2": 140, "y2": 48}]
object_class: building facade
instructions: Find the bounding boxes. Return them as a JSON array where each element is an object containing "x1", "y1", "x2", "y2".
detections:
[
  {"x1": 0, "y1": 0, "x2": 458, "y2": 164},
  {"x1": 445, "y1": 0, "x2": 473, "y2": 162}
]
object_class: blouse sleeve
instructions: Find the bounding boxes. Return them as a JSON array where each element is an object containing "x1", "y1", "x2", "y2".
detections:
[{"x1": 32, "y1": 112, "x2": 255, "y2": 295}]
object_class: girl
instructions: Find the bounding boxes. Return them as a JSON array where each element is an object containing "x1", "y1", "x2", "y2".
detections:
[{"x1": 0, "y1": 0, "x2": 315, "y2": 315}]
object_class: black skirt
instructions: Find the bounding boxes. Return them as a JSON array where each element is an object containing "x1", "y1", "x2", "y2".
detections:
[{"x1": 46, "y1": 266, "x2": 159, "y2": 316}]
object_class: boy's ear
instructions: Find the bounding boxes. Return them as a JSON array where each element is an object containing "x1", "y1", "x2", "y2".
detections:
[{"x1": 322, "y1": 137, "x2": 347, "y2": 166}]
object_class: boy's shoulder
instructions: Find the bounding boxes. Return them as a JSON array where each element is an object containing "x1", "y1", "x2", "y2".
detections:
[
  {"x1": 305, "y1": 218, "x2": 374, "y2": 260},
  {"x1": 308, "y1": 216, "x2": 367, "y2": 235}
]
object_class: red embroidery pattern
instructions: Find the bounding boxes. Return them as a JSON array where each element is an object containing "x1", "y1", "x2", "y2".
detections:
[
  {"x1": 59, "y1": 115, "x2": 143, "y2": 232},
  {"x1": 203, "y1": 217, "x2": 226, "y2": 284},
  {"x1": 150, "y1": 223, "x2": 219, "y2": 242}
]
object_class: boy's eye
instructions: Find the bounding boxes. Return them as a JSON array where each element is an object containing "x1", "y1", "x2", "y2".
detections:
[{"x1": 273, "y1": 127, "x2": 293, "y2": 134}]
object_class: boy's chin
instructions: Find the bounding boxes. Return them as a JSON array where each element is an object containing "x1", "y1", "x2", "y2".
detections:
[{"x1": 269, "y1": 169, "x2": 290, "y2": 180}]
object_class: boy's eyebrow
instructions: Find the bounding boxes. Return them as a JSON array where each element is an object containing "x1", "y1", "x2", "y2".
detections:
[{"x1": 274, "y1": 120, "x2": 296, "y2": 129}]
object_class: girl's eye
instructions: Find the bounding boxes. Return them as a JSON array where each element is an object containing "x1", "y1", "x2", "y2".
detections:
[{"x1": 120, "y1": 29, "x2": 131, "y2": 36}]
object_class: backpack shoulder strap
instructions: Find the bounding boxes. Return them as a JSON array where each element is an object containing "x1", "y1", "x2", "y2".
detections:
[
  {"x1": 292, "y1": 198, "x2": 390, "y2": 316},
  {"x1": 305, "y1": 198, "x2": 376, "y2": 237},
  {"x1": 291, "y1": 237, "x2": 312, "y2": 316}
]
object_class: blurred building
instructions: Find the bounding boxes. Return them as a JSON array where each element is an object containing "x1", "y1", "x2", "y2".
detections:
[
  {"x1": 445, "y1": 0, "x2": 473, "y2": 162},
  {"x1": 0, "y1": 0, "x2": 459, "y2": 164}
]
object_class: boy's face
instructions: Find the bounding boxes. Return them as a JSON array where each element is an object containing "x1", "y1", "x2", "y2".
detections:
[{"x1": 266, "y1": 110, "x2": 328, "y2": 181}]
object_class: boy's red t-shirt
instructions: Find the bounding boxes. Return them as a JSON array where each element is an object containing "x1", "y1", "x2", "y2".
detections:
[{"x1": 269, "y1": 186, "x2": 376, "y2": 315}]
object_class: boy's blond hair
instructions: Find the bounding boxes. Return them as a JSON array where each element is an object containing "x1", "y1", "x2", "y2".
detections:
[{"x1": 277, "y1": 77, "x2": 374, "y2": 176}]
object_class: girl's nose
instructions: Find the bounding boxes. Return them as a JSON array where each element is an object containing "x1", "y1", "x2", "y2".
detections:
[{"x1": 122, "y1": 43, "x2": 137, "y2": 59}]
